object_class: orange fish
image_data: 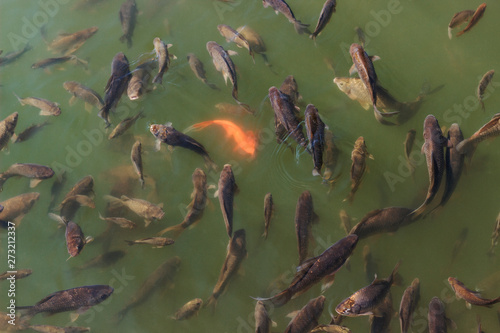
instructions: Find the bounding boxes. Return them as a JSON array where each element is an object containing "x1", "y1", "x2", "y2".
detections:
[{"x1": 189, "y1": 120, "x2": 257, "y2": 157}]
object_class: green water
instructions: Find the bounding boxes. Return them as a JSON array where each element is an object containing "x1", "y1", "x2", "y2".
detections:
[{"x1": 1, "y1": 0, "x2": 500, "y2": 332}]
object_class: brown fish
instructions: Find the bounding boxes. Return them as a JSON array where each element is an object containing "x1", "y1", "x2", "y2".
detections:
[
  {"x1": 31, "y1": 55, "x2": 87, "y2": 70},
  {"x1": 0, "y1": 192, "x2": 40, "y2": 226},
  {"x1": 263, "y1": 192, "x2": 274, "y2": 239},
  {"x1": 256, "y1": 234, "x2": 358, "y2": 307},
  {"x1": 11, "y1": 121, "x2": 49, "y2": 144},
  {"x1": 369, "y1": 291, "x2": 393, "y2": 333},
  {"x1": 349, "y1": 207, "x2": 413, "y2": 240},
  {"x1": 456, "y1": 3, "x2": 486, "y2": 37},
  {"x1": 262, "y1": 0, "x2": 310, "y2": 34},
  {"x1": 130, "y1": 140, "x2": 144, "y2": 188},
  {"x1": 46, "y1": 27, "x2": 98, "y2": 55},
  {"x1": 305, "y1": 104, "x2": 326, "y2": 176},
  {"x1": 399, "y1": 278, "x2": 420, "y2": 333},
  {"x1": 158, "y1": 168, "x2": 207, "y2": 238},
  {"x1": 124, "y1": 237, "x2": 174, "y2": 248},
  {"x1": 187, "y1": 53, "x2": 218, "y2": 90},
  {"x1": 323, "y1": 129, "x2": 340, "y2": 183},
  {"x1": 448, "y1": 277, "x2": 500, "y2": 307},
  {"x1": 344, "y1": 136, "x2": 373, "y2": 203},
  {"x1": 362, "y1": 245, "x2": 378, "y2": 283},
  {"x1": 59, "y1": 175, "x2": 94, "y2": 221},
  {"x1": 17, "y1": 285, "x2": 113, "y2": 319},
  {"x1": 47, "y1": 214, "x2": 92, "y2": 258},
  {"x1": 0, "y1": 163, "x2": 54, "y2": 190},
  {"x1": 119, "y1": 0, "x2": 138, "y2": 48},
  {"x1": 63, "y1": 81, "x2": 104, "y2": 112},
  {"x1": 152, "y1": 37, "x2": 175, "y2": 84},
  {"x1": 75, "y1": 250, "x2": 126, "y2": 271},
  {"x1": 99, "y1": 52, "x2": 131, "y2": 127},
  {"x1": 488, "y1": 212, "x2": 500, "y2": 256},
  {"x1": 236, "y1": 25, "x2": 270, "y2": 66},
  {"x1": 349, "y1": 43, "x2": 379, "y2": 117},
  {"x1": 284, "y1": 295, "x2": 325, "y2": 333},
  {"x1": 104, "y1": 195, "x2": 164, "y2": 227},
  {"x1": 217, "y1": 24, "x2": 254, "y2": 62},
  {"x1": 216, "y1": 164, "x2": 238, "y2": 238},
  {"x1": 339, "y1": 210, "x2": 352, "y2": 235},
  {"x1": 255, "y1": 301, "x2": 273, "y2": 333},
  {"x1": 28, "y1": 325, "x2": 90, "y2": 333},
  {"x1": 0, "y1": 269, "x2": 33, "y2": 280},
  {"x1": 0, "y1": 112, "x2": 18, "y2": 151},
  {"x1": 295, "y1": 190, "x2": 318, "y2": 265},
  {"x1": 127, "y1": 60, "x2": 155, "y2": 100},
  {"x1": 0, "y1": 44, "x2": 31, "y2": 66},
  {"x1": 335, "y1": 261, "x2": 400, "y2": 316},
  {"x1": 13, "y1": 93, "x2": 61, "y2": 116},
  {"x1": 108, "y1": 110, "x2": 143, "y2": 139},
  {"x1": 206, "y1": 229, "x2": 247, "y2": 307},
  {"x1": 56, "y1": 195, "x2": 95, "y2": 213},
  {"x1": 428, "y1": 297, "x2": 451, "y2": 333},
  {"x1": 310, "y1": 0, "x2": 337, "y2": 41},
  {"x1": 280, "y1": 75, "x2": 302, "y2": 106},
  {"x1": 477, "y1": 69, "x2": 494, "y2": 111},
  {"x1": 171, "y1": 298, "x2": 203, "y2": 320},
  {"x1": 448, "y1": 10, "x2": 475, "y2": 39},
  {"x1": 438, "y1": 123, "x2": 464, "y2": 207},
  {"x1": 310, "y1": 324, "x2": 352, "y2": 333},
  {"x1": 456, "y1": 112, "x2": 500, "y2": 156},
  {"x1": 404, "y1": 129, "x2": 416, "y2": 168},
  {"x1": 98, "y1": 213, "x2": 136, "y2": 229}
]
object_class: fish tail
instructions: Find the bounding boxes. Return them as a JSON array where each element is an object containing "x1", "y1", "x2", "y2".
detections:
[
  {"x1": 480, "y1": 100, "x2": 485, "y2": 112},
  {"x1": 0, "y1": 177, "x2": 6, "y2": 191},
  {"x1": 98, "y1": 107, "x2": 111, "y2": 128},
  {"x1": 152, "y1": 73, "x2": 163, "y2": 84},
  {"x1": 294, "y1": 20, "x2": 310, "y2": 35},
  {"x1": 12, "y1": 92, "x2": 24, "y2": 105},
  {"x1": 204, "y1": 295, "x2": 218, "y2": 309},
  {"x1": 388, "y1": 260, "x2": 401, "y2": 285},
  {"x1": 124, "y1": 240, "x2": 135, "y2": 246},
  {"x1": 156, "y1": 223, "x2": 184, "y2": 238},
  {"x1": 251, "y1": 289, "x2": 292, "y2": 307},
  {"x1": 262, "y1": 230, "x2": 268, "y2": 239},
  {"x1": 204, "y1": 156, "x2": 218, "y2": 172},
  {"x1": 448, "y1": 27, "x2": 453, "y2": 40},
  {"x1": 189, "y1": 121, "x2": 216, "y2": 132},
  {"x1": 312, "y1": 168, "x2": 321, "y2": 177},
  {"x1": 207, "y1": 82, "x2": 220, "y2": 90}
]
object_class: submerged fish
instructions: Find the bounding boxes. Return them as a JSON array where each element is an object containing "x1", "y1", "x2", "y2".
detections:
[
  {"x1": 172, "y1": 298, "x2": 203, "y2": 320},
  {"x1": 280, "y1": 75, "x2": 302, "y2": 106},
  {"x1": 448, "y1": 277, "x2": 500, "y2": 307},
  {"x1": 448, "y1": 10, "x2": 475, "y2": 39},
  {"x1": 108, "y1": 110, "x2": 143, "y2": 139},
  {"x1": 428, "y1": 297, "x2": 450, "y2": 333},
  {"x1": 63, "y1": 81, "x2": 104, "y2": 112},
  {"x1": 98, "y1": 213, "x2": 136, "y2": 229},
  {"x1": 31, "y1": 55, "x2": 88, "y2": 70},
  {"x1": 456, "y1": 113, "x2": 500, "y2": 156},
  {"x1": 217, "y1": 24, "x2": 254, "y2": 62},
  {"x1": 46, "y1": 27, "x2": 98, "y2": 55},
  {"x1": 323, "y1": 129, "x2": 340, "y2": 182},
  {"x1": 130, "y1": 140, "x2": 144, "y2": 188},
  {"x1": 0, "y1": 192, "x2": 40, "y2": 226},
  {"x1": 28, "y1": 325, "x2": 90, "y2": 333},
  {"x1": 262, "y1": 0, "x2": 310, "y2": 34},
  {"x1": 254, "y1": 300, "x2": 273, "y2": 333},
  {"x1": 216, "y1": 164, "x2": 238, "y2": 238},
  {"x1": 0, "y1": 112, "x2": 18, "y2": 151},
  {"x1": 76, "y1": 250, "x2": 126, "y2": 271},
  {"x1": 438, "y1": 124, "x2": 464, "y2": 207},
  {"x1": 488, "y1": 212, "x2": 500, "y2": 256},
  {"x1": 152, "y1": 37, "x2": 175, "y2": 84},
  {"x1": 0, "y1": 44, "x2": 31, "y2": 66},
  {"x1": 305, "y1": 104, "x2": 326, "y2": 176},
  {"x1": 127, "y1": 60, "x2": 155, "y2": 100},
  {"x1": 0, "y1": 163, "x2": 54, "y2": 190},
  {"x1": 59, "y1": 175, "x2": 94, "y2": 221},
  {"x1": 349, "y1": 207, "x2": 413, "y2": 240},
  {"x1": 124, "y1": 237, "x2": 174, "y2": 248},
  {"x1": 104, "y1": 195, "x2": 164, "y2": 227},
  {"x1": 295, "y1": 190, "x2": 318, "y2": 265},
  {"x1": 310, "y1": 0, "x2": 337, "y2": 41},
  {"x1": 477, "y1": 69, "x2": 494, "y2": 111},
  {"x1": 284, "y1": 296, "x2": 325, "y2": 333},
  {"x1": 345, "y1": 137, "x2": 373, "y2": 203},
  {"x1": 236, "y1": 26, "x2": 270, "y2": 66},
  {"x1": 49, "y1": 214, "x2": 92, "y2": 258},
  {"x1": 13, "y1": 93, "x2": 61, "y2": 116},
  {"x1": 187, "y1": 53, "x2": 218, "y2": 90},
  {"x1": 119, "y1": 0, "x2": 138, "y2": 48},
  {"x1": 369, "y1": 292, "x2": 393, "y2": 333},
  {"x1": 0, "y1": 269, "x2": 33, "y2": 281},
  {"x1": 263, "y1": 192, "x2": 274, "y2": 239},
  {"x1": 456, "y1": 3, "x2": 487, "y2": 37},
  {"x1": 404, "y1": 129, "x2": 416, "y2": 168},
  {"x1": 399, "y1": 278, "x2": 420, "y2": 333}
]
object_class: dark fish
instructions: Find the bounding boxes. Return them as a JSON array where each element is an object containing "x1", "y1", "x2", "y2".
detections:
[
  {"x1": 456, "y1": 113, "x2": 500, "y2": 156},
  {"x1": 127, "y1": 60, "x2": 155, "y2": 100},
  {"x1": 409, "y1": 115, "x2": 449, "y2": 219},
  {"x1": 217, "y1": 24, "x2": 254, "y2": 62},
  {"x1": 362, "y1": 245, "x2": 378, "y2": 283},
  {"x1": 280, "y1": 75, "x2": 302, "y2": 106},
  {"x1": 13, "y1": 93, "x2": 61, "y2": 116},
  {"x1": 206, "y1": 229, "x2": 247, "y2": 307},
  {"x1": 0, "y1": 269, "x2": 32, "y2": 280},
  {"x1": 49, "y1": 214, "x2": 91, "y2": 258},
  {"x1": 456, "y1": 3, "x2": 486, "y2": 37},
  {"x1": 428, "y1": 297, "x2": 449, "y2": 333},
  {"x1": 323, "y1": 129, "x2": 339, "y2": 182},
  {"x1": 0, "y1": 163, "x2": 54, "y2": 190},
  {"x1": 17, "y1": 285, "x2": 113, "y2": 319},
  {"x1": 76, "y1": 250, "x2": 126, "y2": 271},
  {"x1": 119, "y1": 0, "x2": 137, "y2": 48},
  {"x1": 404, "y1": 129, "x2": 416, "y2": 168},
  {"x1": 99, "y1": 52, "x2": 131, "y2": 127},
  {"x1": 116, "y1": 256, "x2": 181, "y2": 321},
  {"x1": 399, "y1": 278, "x2": 420, "y2": 333},
  {"x1": 305, "y1": 104, "x2": 326, "y2": 176},
  {"x1": 439, "y1": 124, "x2": 464, "y2": 207},
  {"x1": 349, "y1": 207, "x2": 413, "y2": 240},
  {"x1": 344, "y1": 136, "x2": 373, "y2": 203},
  {"x1": 448, "y1": 10, "x2": 475, "y2": 39},
  {"x1": 152, "y1": 37, "x2": 175, "y2": 84},
  {"x1": 47, "y1": 171, "x2": 67, "y2": 213},
  {"x1": 0, "y1": 112, "x2": 18, "y2": 151},
  {"x1": 236, "y1": 25, "x2": 271, "y2": 66},
  {"x1": 0, "y1": 44, "x2": 31, "y2": 66},
  {"x1": 98, "y1": 213, "x2": 136, "y2": 229},
  {"x1": 216, "y1": 164, "x2": 238, "y2": 238},
  {"x1": 124, "y1": 237, "x2": 174, "y2": 248},
  {"x1": 448, "y1": 277, "x2": 500, "y2": 307},
  {"x1": 63, "y1": 81, "x2": 104, "y2": 111},
  {"x1": 187, "y1": 53, "x2": 218, "y2": 90},
  {"x1": 130, "y1": 140, "x2": 144, "y2": 188},
  {"x1": 255, "y1": 301, "x2": 273, "y2": 333},
  {"x1": 104, "y1": 195, "x2": 164, "y2": 227},
  {"x1": 310, "y1": 0, "x2": 337, "y2": 41},
  {"x1": 11, "y1": 121, "x2": 49, "y2": 144},
  {"x1": 369, "y1": 291, "x2": 392, "y2": 333},
  {"x1": 355, "y1": 26, "x2": 366, "y2": 46},
  {"x1": 477, "y1": 69, "x2": 494, "y2": 111},
  {"x1": 46, "y1": 27, "x2": 98, "y2": 55},
  {"x1": 295, "y1": 190, "x2": 318, "y2": 265},
  {"x1": 59, "y1": 175, "x2": 94, "y2": 221},
  {"x1": 0, "y1": 192, "x2": 40, "y2": 226},
  {"x1": 488, "y1": 212, "x2": 500, "y2": 256},
  {"x1": 262, "y1": 0, "x2": 310, "y2": 34},
  {"x1": 149, "y1": 123, "x2": 217, "y2": 170},
  {"x1": 256, "y1": 234, "x2": 358, "y2": 307},
  {"x1": 284, "y1": 295, "x2": 325, "y2": 333},
  {"x1": 263, "y1": 192, "x2": 274, "y2": 239},
  {"x1": 172, "y1": 298, "x2": 203, "y2": 320},
  {"x1": 31, "y1": 55, "x2": 87, "y2": 70},
  {"x1": 335, "y1": 261, "x2": 400, "y2": 316},
  {"x1": 108, "y1": 110, "x2": 143, "y2": 139},
  {"x1": 349, "y1": 43, "x2": 379, "y2": 116},
  {"x1": 56, "y1": 195, "x2": 95, "y2": 214}
]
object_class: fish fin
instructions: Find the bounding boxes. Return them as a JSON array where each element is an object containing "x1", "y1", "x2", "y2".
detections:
[
  {"x1": 12, "y1": 92, "x2": 24, "y2": 105},
  {"x1": 446, "y1": 316, "x2": 457, "y2": 329},
  {"x1": 312, "y1": 168, "x2": 321, "y2": 176},
  {"x1": 286, "y1": 310, "x2": 300, "y2": 319},
  {"x1": 124, "y1": 240, "x2": 135, "y2": 246},
  {"x1": 84, "y1": 236, "x2": 94, "y2": 244},
  {"x1": 250, "y1": 289, "x2": 291, "y2": 307},
  {"x1": 84, "y1": 103, "x2": 92, "y2": 113},
  {"x1": 38, "y1": 109, "x2": 53, "y2": 116},
  {"x1": 227, "y1": 50, "x2": 238, "y2": 56},
  {"x1": 293, "y1": 21, "x2": 311, "y2": 35},
  {"x1": 144, "y1": 219, "x2": 152, "y2": 227},
  {"x1": 361, "y1": 101, "x2": 371, "y2": 110},
  {"x1": 321, "y1": 274, "x2": 336, "y2": 293},
  {"x1": 10, "y1": 134, "x2": 18, "y2": 143},
  {"x1": 48, "y1": 213, "x2": 67, "y2": 226},
  {"x1": 70, "y1": 312, "x2": 79, "y2": 322},
  {"x1": 155, "y1": 139, "x2": 162, "y2": 151},
  {"x1": 29, "y1": 178, "x2": 43, "y2": 188},
  {"x1": 68, "y1": 95, "x2": 77, "y2": 106},
  {"x1": 448, "y1": 27, "x2": 453, "y2": 39},
  {"x1": 349, "y1": 63, "x2": 358, "y2": 76},
  {"x1": 274, "y1": 10, "x2": 279, "y2": 15}
]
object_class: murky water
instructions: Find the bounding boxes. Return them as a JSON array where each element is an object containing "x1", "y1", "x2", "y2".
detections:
[{"x1": 1, "y1": 0, "x2": 500, "y2": 332}]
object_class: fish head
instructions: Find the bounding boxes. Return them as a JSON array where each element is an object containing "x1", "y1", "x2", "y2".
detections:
[
  {"x1": 87, "y1": 27, "x2": 99, "y2": 37},
  {"x1": 428, "y1": 297, "x2": 445, "y2": 314},
  {"x1": 349, "y1": 43, "x2": 363, "y2": 57},
  {"x1": 206, "y1": 41, "x2": 218, "y2": 53},
  {"x1": 63, "y1": 81, "x2": 77, "y2": 92},
  {"x1": 423, "y1": 114, "x2": 439, "y2": 138},
  {"x1": 127, "y1": 79, "x2": 143, "y2": 100},
  {"x1": 91, "y1": 285, "x2": 114, "y2": 304},
  {"x1": 268, "y1": 86, "x2": 280, "y2": 102},
  {"x1": 333, "y1": 77, "x2": 351, "y2": 94},
  {"x1": 335, "y1": 298, "x2": 362, "y2": 316},
  {"x1": 6, "y1": 112, "x2": 19, "y2": 127}
]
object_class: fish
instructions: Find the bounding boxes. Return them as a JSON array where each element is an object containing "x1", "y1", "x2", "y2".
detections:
[
  {"x1": 171, "y1": 298, "x2": 203, "y2": 320},
  {"x1": 0, "y1": 163, "x2": 54, "y2": 190},
  {"x1": 488, "y1": 212, "x2": 500, "y2": 256},
  {"x1": 206, "y1": 229, "x2": 247, "y2": 307},
  {"x1": 28, "y1": 325, "x2": 90, "y2": 333},
  {"x1": 0, "y1": 269, "x2": 33, "y2": 280},
  {"x1": 263, "y1": 192, "x2": 274, "y2": 239},
  {"x1": 11, "y1": 121, "x2": 50, "y2": 144},
  {"x1": 0, "y1": 112, "x2": 18, "y2": 151},
  {"x1": 215, "y1": 103, "x2": 251, "y2": 115},
  {"x1": 127, "y1": 60, "x2": 155, "y2": 100},
  {"x1": 116, "y1": 256, "x2": 181, "y2": 321},
  {"x1": 47, "y1": 172, "x2": 67, "y2": 213},
  {"x1": 104, "y1": 195, "x2": 164, "y2": 227},
  {"x1": 349, "y1": 43, "x2": 379, "y2": 116},
  {"x1": 98, "y1": 213, "x2": 137, "y2": 229},
  {"x1": 254, "y1": 301, "x2": 274, "y2": 333},
  {"x1": 438, "y1": 124, "x2": 464, "y2": 207},
  {"x1": 428, "y1": 297, "x2": 452, "y2": 333},
  {"x1": 17, "y1": 285, "x2": 113, "y2": 319},
  {"x1": 157, "y1": 168, "x2": 207, "y2": 238},
  {"x1": 284, "y1": 295, "x2": 325, "y2": 333},
  {"x1": 0, "y1": 44, "x2": 31, "y2": 66},
  {"x1": 262, "y1": 0, "x2": 310, "y2": 34},
  {"x1": 335, "y1": 261, "x2": 400, "y2": 316},
  {"x1": 13, "y1": 93, "x2": 61, "y2": 116},
  {"x1": 409, "y1": 115, "x2": 449, "y2": 219},
  {"x1": 280, "y1": 75, "x2": 302, "y2": 106},
  {"x1": 362, "y1": 245, "x2": 378, "y2": 283},
  {"x1": 456, "y1": 113, "x2": 500, "y2": 156},
  {"x1": 323, "y1": 129, "x2": 340, "y2": 183},
  {"x1": 305, "y1": 104, "x2": 326, "y2": 176},
  {"x1": 99, "y1": 52, "x2": 131, "y2": 127},
  {"x1": 216, "y1": 164, "x2": 238, "y2": 238},
  {"x1": 269, "y1": 86, "x2": 308, "y2": 149},
  {"x1": 369, "y1": 291, "x2": 393, "y2": 333},
  {"x1": 130, "y1": 140, "x2": 144, "y2": 188},
  {"x1": 59, "y1": 175, "x2": 94, "y2": 221},
  {"x1": 448, "y1": 277, "x2": 500, "y2": 307},
  {"x1": 404, "y1": 129, "x2": 416, "y2": 168},
  {"x1": 186, "y1": 53, "x2": 218, "y2": 90},
  {"x1": 295, "y1": 190, "x2": 318, "y2": 265},
  {"x1": 0, "y1": 192, "x2": 40, "y2": 226},
  {"x1": 349, "y1": 207, "x2": 413, "y2": 240},
  {"x1": 108, "y1": 110, "x2": 143, "y2": 139},
  {"x1": 344, "y1": 136, "x2": 373, "y2": 203},
  {"x1": 456, "y1": 3, "x2": 486, "y2": 37},
  {"x1": 56, "y1": 195, "x2": 95, "y2": 214},
  {"x1": 399, "y1": 278, "x2": 420, "y2": 333},
  {"x1": 49, "y1": 214, "x2": 92, "y2": 258},
  {"x1": 150, "y1": 123, "x2": 217, "y2": 170},
  {"x1": 236, "y1": 25, "x2": 271, "y2": 66},
  {"x1": 75, "y1": 250, "x2": 126, "y2": 271},
  {"x1": 63, "y1": 81, "x2": 104, "y2": 112},
  {"x1": 217, "y1": 24, "x2": 254, "y2": 62},
  {"x1": 477, "y1": 69, "x2": 494, "y2": 111},
  {"x1": 355, "y1": 26, "x2": 366, "y2": 46},
  {"x1": 124, "y1": 237, "x2": 174, "y2": 248},
  {"x1": 31, "y1": 55, "x2": 88, "y2": 70},
  {"x1": 339, "y1": 209, "x2": 352, "y2": 234},
  {"x1": 152, "y1": 37, "x2": 175, "y2": 84},
  {"x1": 119, "y1": 0, "x2": 138, "y2": 48},
  {"x1": 448, "y1": 10, "x2": 475, "y2": 39},
  {"x1": 45, "y1": 27, "x2": 98, "y2": 55},
  {"x1": 256, "y1": 234, "x2": 358, "y2": 307},
  {"x1": 310, "y1": 325, "x2": 352, "y2": 333},
  {"x1": 310, "y1": 0, "x2": 337, "y2": 41},
  {"x1": 188, "y1": 120, "x2": 257, "y2": 156}
]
